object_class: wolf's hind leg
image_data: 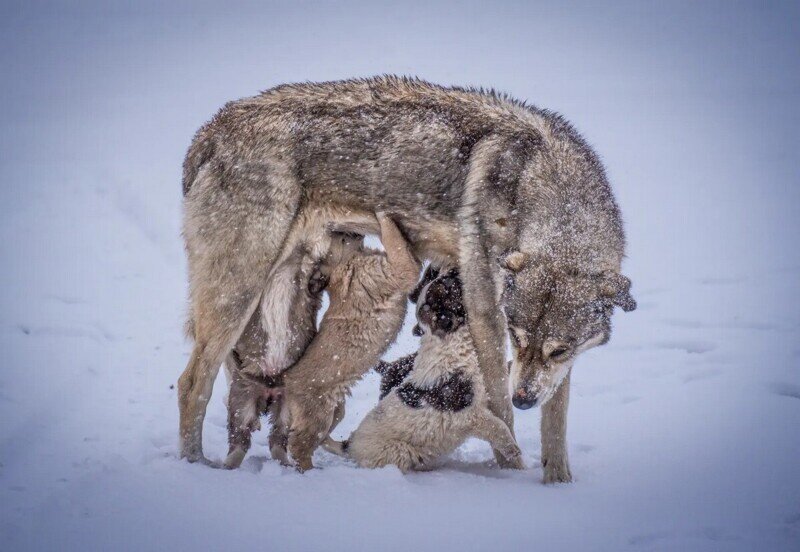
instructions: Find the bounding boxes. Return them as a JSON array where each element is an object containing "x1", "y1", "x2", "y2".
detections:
[
  {"x1": 179, "y1": 163, "x2": 301, "y2": 463},
  {"x1": 179, "y1": 303, "x2": 258, "y2": 465}
]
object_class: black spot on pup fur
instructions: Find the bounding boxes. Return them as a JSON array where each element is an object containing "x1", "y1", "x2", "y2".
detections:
[
  {"x1": 397, "y1": 370, "x2": 474, "y2": 412},
  {"x1": 375, "y1": 353, "x2": 417, "y2": 399}
]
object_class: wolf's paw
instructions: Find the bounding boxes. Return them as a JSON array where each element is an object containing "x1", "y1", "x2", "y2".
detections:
[
  {"x1": 542, "y1": 456, "x2": 572, "y2": 484},
  {"x1": 224, "y1": 448, "x2": 246, "y2": 469}
]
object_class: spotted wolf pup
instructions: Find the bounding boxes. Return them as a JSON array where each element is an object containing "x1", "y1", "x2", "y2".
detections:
[{"x1": 325, "y1": 268, "x2": 524, "y2": 472}]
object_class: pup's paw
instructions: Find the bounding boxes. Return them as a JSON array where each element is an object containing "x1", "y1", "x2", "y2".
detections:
[
  {"x1": 506, "y1": 453, "x2": 526, "y2": 470},
  {"x1": 500, "y1": 444, "x2": 525, "y2": 469},
  {"x1": 542, "y1": 456, "x2": 572, "y2": 484}
]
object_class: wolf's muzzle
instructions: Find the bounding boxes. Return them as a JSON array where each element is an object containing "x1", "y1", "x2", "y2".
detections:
[{"x1": 512, "y1": 388, "x2": 538, "y2": 410}]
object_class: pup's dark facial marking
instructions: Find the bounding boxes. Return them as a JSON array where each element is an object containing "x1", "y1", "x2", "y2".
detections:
[
  {"x1": 308, "y1": 270, "x2": 330, "y2": 295},
  {"x1": 375, "y1": 353, "x2": 417, "y2": 399},
  {"x1": 396, "y1": 370, "x2": 474, "y2": 412},
  {"x1": 409, "y1": 265, "x2": 440, "y2": 304},
  {"x1": 417, "y1": 269, "x2": 466, "y2": 337}
]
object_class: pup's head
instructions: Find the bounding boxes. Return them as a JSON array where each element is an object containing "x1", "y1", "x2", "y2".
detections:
[
  {"x1": 324, "y1": 231, "x2": 364, "y2": 267},
  {"x1": 414, "y1": 268, "x2": 467, "y2": 339},
  {"x1": 501, "y1": 251, "x2": 636, "y2": 409},
  {"x1": 308, "y1": 232, "x2": 365, "y2": 294}
]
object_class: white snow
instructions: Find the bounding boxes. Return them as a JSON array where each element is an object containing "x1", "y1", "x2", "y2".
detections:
[{"x1": 1, "y1": 2, "x2": 799, "y2": 551}]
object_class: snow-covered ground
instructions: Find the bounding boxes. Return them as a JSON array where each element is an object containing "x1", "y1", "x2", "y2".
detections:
[{"x1": 1, "y1": 2, "x2": 798, "y2": 551}]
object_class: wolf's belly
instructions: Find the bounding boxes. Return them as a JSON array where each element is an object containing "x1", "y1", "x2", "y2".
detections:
[{"x1": 304, "y1": 198, "x2": 460, "y2": 263}]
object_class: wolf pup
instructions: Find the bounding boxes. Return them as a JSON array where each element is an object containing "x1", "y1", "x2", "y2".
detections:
[
  {"x1": 280, "y1": 212, "x2": 421, "y2": 471},
  {"x1": 223, "y1": 248, "x2": 334, "y2": 469},
  {"x1": 325, "y1": 268, "x2": 523, "y2": 472}
]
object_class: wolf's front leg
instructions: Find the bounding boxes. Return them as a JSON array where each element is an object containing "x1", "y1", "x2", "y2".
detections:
[
  {"x1": 541, "y1": 372, "x2": 572, "y2": 484},
  {"x1": 472, "y1": 409, "x2": 525, "y2": 469},
  {"x1": 457, "y1": 235, "x2": 515, "y2": 466}
]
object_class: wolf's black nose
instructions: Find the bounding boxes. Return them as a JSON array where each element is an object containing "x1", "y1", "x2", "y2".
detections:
[{"x1": 512, "y1": 390, "x2": 537, "y2": 410}]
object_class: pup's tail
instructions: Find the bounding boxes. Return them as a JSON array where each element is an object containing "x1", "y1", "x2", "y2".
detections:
[{"x1": 321, "y1": 437, "x2": 350, "y2": 458}]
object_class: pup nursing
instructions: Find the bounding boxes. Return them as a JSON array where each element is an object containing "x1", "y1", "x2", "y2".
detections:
[
  {"x1": 278, "y1": 214, "x2": 421, "y2": 471},
  {"x1": 333, "y1": 268, "x2": 523, "y2": 472}
]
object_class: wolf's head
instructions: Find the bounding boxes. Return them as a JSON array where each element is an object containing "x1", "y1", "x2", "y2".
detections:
[
  {"x1": 500, "y1": 251, "x2": 636, "y2": 409},
  {"x1": 414, "y1": 268, "x2": 467, "y2": 339}
]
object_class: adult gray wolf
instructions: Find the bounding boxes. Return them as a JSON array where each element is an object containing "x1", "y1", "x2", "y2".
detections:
[
  {"x1": 179, "y1": 76, "x2": 635, "y2": 471},
  {"x1": 324, "y1": 268, "x2": 523, "y2": 471}
]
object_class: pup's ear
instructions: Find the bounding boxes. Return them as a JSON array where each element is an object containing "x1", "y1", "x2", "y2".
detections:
[
  {"x1": 600, "y1": 272, "x2": 637, "y2": 312},
  {"x1": 500, "y1": 250, "x2": 527, "y2": 272},
  {"x1": 409, "y1": 265, "x2": 440, "y2": 303}
]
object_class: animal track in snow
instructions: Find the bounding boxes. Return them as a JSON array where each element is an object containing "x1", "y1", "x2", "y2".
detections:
[
  {"x1": 619, "y1": 395, "x2": 641, "y2": 404},
  {"x1": 769, "y1": 383, "x2": 800, "y2": 401},
  {"x1": 683, "y1": 368, "x2": 723, "y2": 383},
  {"x1": 45, "y1": 294, "x2": 89, "y2": 305},
  {"x1": 696, "y1": 276, "x2": 744, "y2": 286},
  {"x1": 628, "y1": 531, "x2": 673, "y2": 546},
  {"x1": 663, "y1": 318, "x2": 778, "y2": 331},
  {"x1": 655, "y1": 340, "x2": 717, "y2": 354},
  {"x1": 15, "y1": 323, "x2": 115, "y2": 342}
]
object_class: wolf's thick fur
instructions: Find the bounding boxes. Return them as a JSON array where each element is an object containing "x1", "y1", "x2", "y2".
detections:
[
  {"x1": 179, "y1": 76, "x2": 633, "y2": 471},
  {"x1": 325, "y1": 271, "x2": 522, "y2": 471},
  {"x1": 279, "y1": 214, "x2": 420, "y2": 471}
]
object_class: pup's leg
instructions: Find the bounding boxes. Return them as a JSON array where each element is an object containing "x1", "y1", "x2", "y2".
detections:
[
  {"x1": 268, "y1": 400, "x2": 290, "y2": 466},
  {"x1": 376, "y1": 212, "x2": 421, "y2": 291},
  {"x1": 472, "y1": 409, "x2": 525, "y2": 469},
  {"x1": 541, "y1": 371, "x2": 572, "y2": 483},
  {"x1": 224, "y1": 375, "x2": 260, "y2": 469},
  {"x1": 320, "y1": 399, "x2": 347, "y2": 457},
  {"x1": 285, "y1": 394, "x2": 337, "y2": 472},
  {"x1": 321, "y1": 437, "x2": 348, "y2": 457},
  {"x1": 329, "y1": 398, "x2": 346, "y2": 434}
]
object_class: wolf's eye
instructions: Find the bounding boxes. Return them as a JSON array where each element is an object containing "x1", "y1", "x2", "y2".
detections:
[{"x1": 549, "y1": 346, "x2": 569, "y2": 360}]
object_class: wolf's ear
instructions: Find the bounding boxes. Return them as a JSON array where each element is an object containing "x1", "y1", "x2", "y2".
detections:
[
  {"x1": 500, "y1": 251, "x2": 527, "y2": 272},
  {"x1": 600, "y1": 272, "x2": 636, "y2": 312}
]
